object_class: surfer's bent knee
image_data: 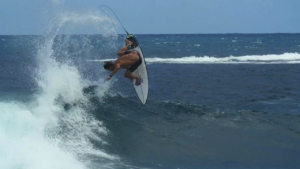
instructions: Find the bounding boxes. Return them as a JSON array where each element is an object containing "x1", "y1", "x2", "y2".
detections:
[{"x1": 124, "y1": 71, "x2": 131, "y2": 78}]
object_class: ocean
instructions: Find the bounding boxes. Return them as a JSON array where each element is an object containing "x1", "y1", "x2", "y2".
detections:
[{"x1": 1, "y1": 26, "x2": 300, "y2": 169}]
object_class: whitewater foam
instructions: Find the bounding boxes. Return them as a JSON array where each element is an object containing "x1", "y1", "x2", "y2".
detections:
[
  {"x1": 0, "y1": 102, "x2": 88, "y2": 169},
  {"x1": 87, "y1": 53, "x2": 300, "y2": 64}
]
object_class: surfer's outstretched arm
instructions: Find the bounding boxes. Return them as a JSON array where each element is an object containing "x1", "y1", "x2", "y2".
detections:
[{"x1": 105, "y1": 63, "x2": 121, "y2": 81}]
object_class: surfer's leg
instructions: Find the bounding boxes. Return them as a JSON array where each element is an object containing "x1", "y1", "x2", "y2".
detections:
[
  {"x1": 124, "y1": 70, "x2": 141, "y2": 85},
  {"x1": 122, "y1": 52, "x2": 142, "y2": 85},
  {"x1": 124, "y1": 70, "x2": 140, "y2": 79},
  {"x1": 126, "y1": 52, "x2": 142, "y2": 72}
]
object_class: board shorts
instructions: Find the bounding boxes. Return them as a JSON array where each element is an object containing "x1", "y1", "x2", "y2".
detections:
[{"x1": 124, "y1": 50, "x2": 142, "y2": 73}]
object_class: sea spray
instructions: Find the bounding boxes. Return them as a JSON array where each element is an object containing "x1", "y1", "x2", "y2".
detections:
[{"x1": 0, "y1": 7, "x2": 119, "y2": 169}]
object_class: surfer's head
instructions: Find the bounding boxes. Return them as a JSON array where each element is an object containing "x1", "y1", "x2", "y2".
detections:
[{"x1": 103, "y1": 61, "x2": 114, "y2": 71}]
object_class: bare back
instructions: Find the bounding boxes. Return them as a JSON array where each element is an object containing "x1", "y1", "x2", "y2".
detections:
[{"x1": 116, "y1": 51, "x2": 139, "y2": 68}]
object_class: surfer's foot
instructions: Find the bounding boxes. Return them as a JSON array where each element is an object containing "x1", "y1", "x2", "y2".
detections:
[{"x1": 135, "y1": 76, "x2": 143, "y2": 86}]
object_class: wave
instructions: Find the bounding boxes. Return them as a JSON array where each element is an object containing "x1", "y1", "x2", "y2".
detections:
[
  {"x1": 0, "y1": 5, "x2": 121, "y2": 169},
  {"x1": 87, "y1": 53, "x2": 300, "y2": 64},
  {"x1": 82, "y1": 93, "x2": 300, "y2": 168}
]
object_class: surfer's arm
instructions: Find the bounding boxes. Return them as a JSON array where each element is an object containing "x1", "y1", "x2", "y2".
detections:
[
  {"x1": 111, "y1": 64, "x2": 120, "y2": 76},
  {"x1": 117, "y1": 39, "x2": 133, "y2": 57},
  {"x1": 105, "y1": 63, "x2": 120, "y2": 81},
  {"x1": 117, "y1": 46, "x2": 129, "y2": 57}
]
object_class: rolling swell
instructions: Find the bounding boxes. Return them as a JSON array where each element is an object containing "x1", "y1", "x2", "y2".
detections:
[{"x1": 78, "y1": 87, "x2": 300, "y2": 169}]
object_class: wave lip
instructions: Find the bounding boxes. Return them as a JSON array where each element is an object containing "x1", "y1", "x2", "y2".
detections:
[{"x1": 88, "y1": 53, "x2": 300, "y2": 64}]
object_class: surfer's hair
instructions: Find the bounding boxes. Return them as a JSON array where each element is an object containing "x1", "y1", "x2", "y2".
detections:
[{"x1": 103, "y1": 61, "x2": 114, "y2": 70}]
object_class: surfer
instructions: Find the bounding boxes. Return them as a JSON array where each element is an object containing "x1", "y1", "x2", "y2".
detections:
[{"x1": 103, "y1": 39, "x2": 142, "y2": 86}]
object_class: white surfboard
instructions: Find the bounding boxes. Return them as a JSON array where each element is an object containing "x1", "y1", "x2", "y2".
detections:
[{"x1": 130, "y1": 39, "x2": 149, "y2": 105}]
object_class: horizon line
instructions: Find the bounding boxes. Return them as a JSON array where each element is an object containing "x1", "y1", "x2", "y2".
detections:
[{"x1": 1, "y1": 32, "x2": 300, "y2": 36}]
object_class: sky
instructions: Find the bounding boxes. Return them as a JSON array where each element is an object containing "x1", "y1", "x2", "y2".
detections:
[{"x1": 0, "y1": 0, "x2": 300, "y2": 35}]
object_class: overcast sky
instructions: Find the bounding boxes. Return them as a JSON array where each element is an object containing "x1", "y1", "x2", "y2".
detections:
[{"x1": 0, "y1": 0, "x2": 299, "y2": 35}]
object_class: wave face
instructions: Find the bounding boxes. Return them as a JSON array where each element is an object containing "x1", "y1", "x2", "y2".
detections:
[{"x1": 85, "y1": 94, "x2": 300, "y2": 169}]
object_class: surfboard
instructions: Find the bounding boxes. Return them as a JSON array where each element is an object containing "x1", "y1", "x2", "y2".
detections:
[{"x1": 127, "y1": 35, "x2": 149, "y2": 105}]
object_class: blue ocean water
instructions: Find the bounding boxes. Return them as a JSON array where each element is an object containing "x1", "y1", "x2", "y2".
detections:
[{"x1": 1, "y1": 22, "x2": 300, "y2": 169}]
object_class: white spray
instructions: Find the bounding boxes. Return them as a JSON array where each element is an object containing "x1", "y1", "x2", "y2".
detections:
[{"x1": 0, "y1": 7, "x2": 119, "y2": 169}]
